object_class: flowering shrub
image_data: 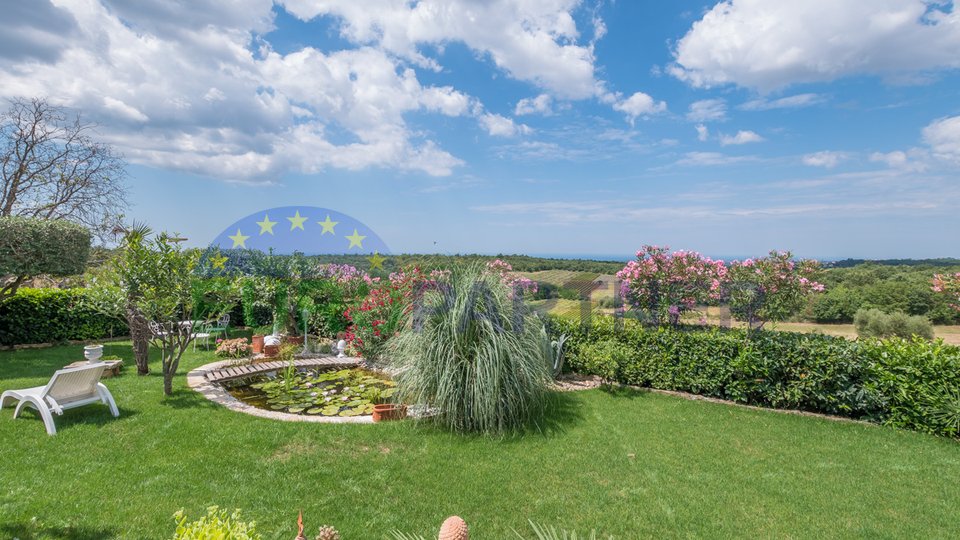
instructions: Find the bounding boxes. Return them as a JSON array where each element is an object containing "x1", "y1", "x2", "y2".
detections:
[
  {"x1": 616, "y1": 245, "x2": 726, "y2": 325},
  {"x1": 485, "y1": 259, "x2": 538, "y2": 295},
  {"x1": 725, "y1": 251, "x2": 824, "y2": 329},
  {"x1": 345, "y1": 266, "x2": 434, "y2": 359},
  {"x1": 215, "y1": 337, "x2": 252, "y2": 358},
  {"x1": 932, "y1": 272, "x2": 960, "y2": 311}
]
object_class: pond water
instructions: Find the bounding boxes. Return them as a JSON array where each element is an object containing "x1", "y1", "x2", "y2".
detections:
[{"x1": 223, "y1": 367, "x2": 395, "y2": 417}]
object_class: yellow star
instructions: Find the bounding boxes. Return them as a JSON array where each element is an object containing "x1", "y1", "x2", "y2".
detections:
[
  {"x1": 228, "y1": 229, "x2": 249, "y2": 248},
  {"x1": 287, "y1": 210, "x2": 308, "y2": 231},
  {"x1": 345, "y1": 229, "x2": 366, "y2": 250},
  {"x1": 317, "y1": 215, "x2": 338, "y2": 235},
  {"x1": 367, "y1": 251, "x2": 386, "y2": 270},
  {"x1": 210, "y1": 253, "x2": 228, "y2": 270},
  {"x1": 256, "y1": 214, "x2": 277, "y2": 235}
]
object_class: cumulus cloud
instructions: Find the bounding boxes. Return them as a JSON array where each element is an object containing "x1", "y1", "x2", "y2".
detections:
[
  {"x1": 479, "y1": 113, "x2": 532, "y2": 137},
  {"x1": 802, "y1": 151, "x2": 848, "y2": 168},
  {"x1": 719, "y1": 130, "x2": 764, "y2": 146},
  {"x1": 612, "y1": 92, "x2": 667, "y2": 125},
  {"x1": 280, "y1": 0, "x2": 604, "y2": 99},
  {"x1": 0, "y1": 0, "x2": 78, "y2": 63},
  {"x1": 740, "y1": 93, "x2": 825, "y2": 111},
  {"x1": 922, "y1": 115, "x2": 960, "y2": 165},
  {"x1": 0, "y1": 0, "x2": 606, "y2": 181},
  {"x1": 686, "y1": 99, "x2": 727, "y2": 122},
  {"x1": 515, "y1": 93, "x2": 553, "y2": 116},
  {"x1": 670, "y1": 0, "x2": 960, "y2": 90}
]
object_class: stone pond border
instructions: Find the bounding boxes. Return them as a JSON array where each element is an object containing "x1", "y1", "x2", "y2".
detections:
[{"x1": 187, "y1": 357, "x2": 376, "y2": 423}]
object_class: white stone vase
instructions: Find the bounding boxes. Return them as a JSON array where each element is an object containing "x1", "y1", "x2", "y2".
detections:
[{"x1": 84, "y1": 344, "x2": 104, "y2": 363}]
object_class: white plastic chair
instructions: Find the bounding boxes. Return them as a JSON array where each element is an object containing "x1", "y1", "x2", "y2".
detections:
[{"x1": 0, "y1": 364, "x2": 119, "y2": 435}]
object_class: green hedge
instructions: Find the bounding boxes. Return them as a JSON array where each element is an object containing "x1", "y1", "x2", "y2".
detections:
[
  {"x1": 549, "y1": 316, "x2": 960, "y2": 438},
  {"x1": 0, "y1": 288, "x2": 127, "y2": 346}
]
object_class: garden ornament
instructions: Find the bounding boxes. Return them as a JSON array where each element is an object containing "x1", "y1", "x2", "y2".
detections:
[{"x1": 438, "y1": 515, "x2": 468, "y2": 540}]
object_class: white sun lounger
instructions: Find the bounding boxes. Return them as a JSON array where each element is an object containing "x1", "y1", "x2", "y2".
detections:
[{"x1": 1, "y1": 363, "x2": 119, "y2": 435}]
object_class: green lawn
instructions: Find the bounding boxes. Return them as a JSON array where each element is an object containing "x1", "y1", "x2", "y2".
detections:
[{"x1": 1, "y1": 343, "x2": 959, "y2": 539}]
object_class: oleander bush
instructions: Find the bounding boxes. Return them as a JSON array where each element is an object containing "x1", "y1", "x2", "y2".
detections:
[
  {"x1": 854, "y1": 308, "x2": 934, "y2": 340},
  {"x1": 0, "y1": 287, "x2": 127, "y2": 346},
  {"x1": 550, "y1": 315, "x2": 960, "y2": 437}
]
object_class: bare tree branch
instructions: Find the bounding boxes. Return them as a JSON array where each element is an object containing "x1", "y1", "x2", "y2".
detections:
[{"x1": 1, "y1": 97, "x2": 128, "y2": 242}]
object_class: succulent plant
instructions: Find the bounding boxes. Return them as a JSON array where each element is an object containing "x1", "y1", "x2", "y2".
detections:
[
  {"x1": 438, "y1": 516, "x2": 468, "y2": 540},
  {"x1": 315, "y1": 525, "x2": 341, "y2": 540}
]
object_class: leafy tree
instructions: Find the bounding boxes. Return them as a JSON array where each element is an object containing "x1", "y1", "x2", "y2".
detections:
[
  {"x1": 1, "y1": 98, "x2": 127, "y2": 240},
  {"x1": 0, "y1": 216, "x2": 90, "y2": 302}
]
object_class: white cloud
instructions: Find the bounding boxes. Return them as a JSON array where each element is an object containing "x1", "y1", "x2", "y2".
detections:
[
  {"x1": 676, "y1": 152, "x2": 757, "y2": 166},
  {"x1": 613, "y1": 92, "x2": 667, "y2": 124},
  {"x1": 922, "y1": 115, "x2": 960, "y2": 164},
  {"x1": 719, "y1": 130, "x2": 764, "y2": 146},
  {"x1": 802, "y1": 151, "x2": 848, "y2": 168},
  {"x1": 869, "y1": 150, "x2": 928, "y2": 172},
  {"x1": 515, "y1": 93, "x2": 553, "y2": 116},
  {"x1": 695, "y1": 124, "x2": 709, "y2": 141},
  {"x1": 0, "y1": 1, "x2": 510, "y2": 180},
  {"x1": 740, "y1": 93, "x2": 825, "y2": 110},
  {"x1": 479, "y1": 113, "x2": 532, "y2": 137},
  {"x1": 280, "y1": 0, "x2": 603, "y2": 99},
  {"x1": 670, "y1": 0, "x2": 960, "y2": 90},
  {"x1": 686, "y1": 99, "x2": 727, "y2": 122}
]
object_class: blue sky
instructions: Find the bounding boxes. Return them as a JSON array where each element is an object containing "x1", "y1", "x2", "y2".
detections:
[{"x1": 2, "y1": 0, "x2": 959, "y2": 260}]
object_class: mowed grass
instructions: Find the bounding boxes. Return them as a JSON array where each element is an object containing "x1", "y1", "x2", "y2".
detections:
[{"x1": 1, "y1": 344, "x2": 959, "y2": 538}]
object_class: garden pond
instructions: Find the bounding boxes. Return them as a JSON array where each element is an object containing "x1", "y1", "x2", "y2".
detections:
[{"x1": 224, "y1": 367, "x2": 396, "y2": 417}]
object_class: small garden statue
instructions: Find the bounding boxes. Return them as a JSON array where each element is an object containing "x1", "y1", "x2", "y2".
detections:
[{"x1": 336, "y1": 332, "x2": 347, "y2": 358}]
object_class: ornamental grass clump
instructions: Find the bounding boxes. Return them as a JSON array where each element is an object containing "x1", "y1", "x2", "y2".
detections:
[{"x1": 390, "y1": 264, "x2": 551, "y2": 435}]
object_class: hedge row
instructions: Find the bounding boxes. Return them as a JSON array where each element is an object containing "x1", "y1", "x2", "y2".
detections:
[
  {"x1": 0, "y1": 288, "x2": 127, "y2": 346},
  {"x1": 549, "y1": 316, "x2": 960, "y2": 438}
]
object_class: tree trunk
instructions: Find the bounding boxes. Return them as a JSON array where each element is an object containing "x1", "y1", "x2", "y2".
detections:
[{"x1": 125, "y1": 304, "x2": 151, "y2": 375}]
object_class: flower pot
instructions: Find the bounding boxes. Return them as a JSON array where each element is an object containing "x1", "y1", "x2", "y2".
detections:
[
  {"x1": 372, "y1": 404, "x2": 407, "y2": 422},
  {"x1": 284, "y1": 335, "x2": 304, "y2": 345},
  {"x1": 251, "y1": 334, "x2": 265, "y2": 354},
  {"x1": 84, "y1": 344, "x2": 104, "y2": 364},
  {"x1": 263, "y1": 344, "x2": 279, "y2": 358}
]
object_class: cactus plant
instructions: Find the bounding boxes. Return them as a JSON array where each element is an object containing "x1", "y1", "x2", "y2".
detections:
[{"x1": 438, "y1": 516, "x2": 469, "y2": 540}]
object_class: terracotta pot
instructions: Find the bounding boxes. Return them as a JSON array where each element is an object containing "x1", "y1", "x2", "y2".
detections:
[
  {"x1": 372, "y1": 404, "x2": 407, "y2": 422},
  {"x1": 263, "y1": 344, "x2": 279, "y2": 358},
  {"x1": 284, "y1": 335, "x2": 304, "y2": 345},
  {"x1": 251, "y1": 334, "x2": 265, "y2": 354}
]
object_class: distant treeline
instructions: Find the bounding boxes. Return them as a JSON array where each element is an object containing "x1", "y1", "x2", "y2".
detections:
[
  {"x1": 808, "y1": 263, "x2": 960, "y2": 324},
  {"x1": 307, "y1": 253, "x2": 626, "y2": 275},
  {"x1": 825, "y1": 258, "x2": 960, "y2": 268}
]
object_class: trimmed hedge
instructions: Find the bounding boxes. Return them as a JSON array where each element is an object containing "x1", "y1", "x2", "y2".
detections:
[
  {"x1": 0, "y1": 288, "x2": 127, "y2": 346},
  {"x1": 0, "y1": 217, "x2": 91, "y2": 277},
  {"x1": 550, "y1": 316, "x2": 960, "y2": 438}
]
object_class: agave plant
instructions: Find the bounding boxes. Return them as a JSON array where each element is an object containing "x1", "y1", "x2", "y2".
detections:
[
  {"x1": 389, "y1": 263, "x2": 551, "y2": 434},
  {"x1": 516, "y1": 520, "x2": 613, "y2": 540}
]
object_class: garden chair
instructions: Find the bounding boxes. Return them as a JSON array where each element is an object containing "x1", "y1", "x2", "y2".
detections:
[
  {"x1": 191, "y1": 321, "x2": 212, "y2": 351},
  {"x1": 208, "y1": 314, "x2": 230, "y2": 340},
  {"x1": 0, "y1": 364, "x2": 119, "y2": 435}
]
